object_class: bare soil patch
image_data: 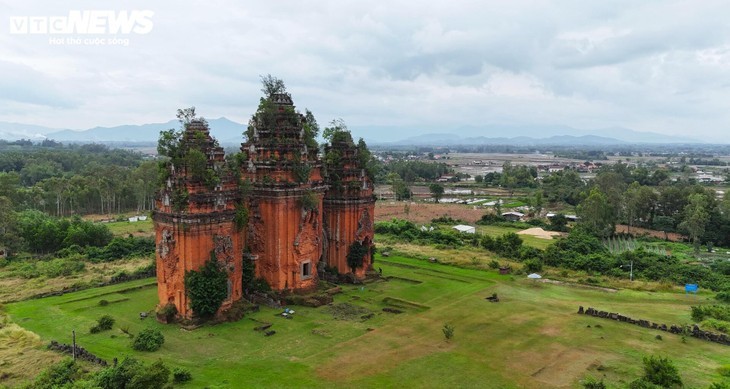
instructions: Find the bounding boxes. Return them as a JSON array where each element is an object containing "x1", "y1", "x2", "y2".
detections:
[
  {"x1": 615, "y1": 225, "x2": 685, "y2": 242},
  {"x1": 530, "y1": 349, "x2": 608, "y2": 388},
  {"x1": 517, "y1": 227, "x2": 562, "y2": 240},
  {"x1": 376, "y1": 202, "x2": 484, "y2": 224}
]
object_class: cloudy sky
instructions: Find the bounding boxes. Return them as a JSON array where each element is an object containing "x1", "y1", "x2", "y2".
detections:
[{"x1": 1, "y1": 0, "x2": 729, "y2": 142}]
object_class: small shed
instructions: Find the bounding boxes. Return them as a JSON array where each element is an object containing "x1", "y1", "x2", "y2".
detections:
[
  {"x1": 501, "y1": 212, "x2": 525, "y2": 222},
  {"x1": 452, "y1": 225, "x2": 476, "y2": 234}
]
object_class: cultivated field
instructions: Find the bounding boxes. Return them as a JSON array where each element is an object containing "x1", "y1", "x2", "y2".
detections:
[
  {"x1": 376, "y1": 202, "x2": 485, "y2": 224},
  {"x1": 5, "y1": 255, "x2": 729, "y2": 388}
]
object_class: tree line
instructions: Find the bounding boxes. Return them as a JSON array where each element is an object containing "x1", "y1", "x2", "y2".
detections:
[{"x1": 0, "y1": 142, "x2": 156, "y2": 217}]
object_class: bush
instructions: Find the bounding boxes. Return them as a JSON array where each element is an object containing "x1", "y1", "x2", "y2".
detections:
[
  {"x1": 523, "y1": 258, "x2": 543, "y2": 273},
  {"x1": 628, "y1": 378, "x2": 663, "y2": 389},
  {"x1": 172, "y1": 368, "x2": 192, "y2": 383},
  {"x1": 476, "y1": 213, "x2": 506, "y2": 225},
  {"x1": 716, "y1": 290, "x2": 730, "y2": 303},
  {"x1": 691, "y1": 305, "x2": 730, "y2": 322},
  {"x1": 132, "y1": 328, "x2": 165, "y2": 351},
  {"x1": 17, "y1": 211, "x2": 113, "y2": 254},
  {"x1": 27, "y1": 359, "x2": 82, "y2": 388},
  {"x1": 157, "y1": 303, "x2": 178, "y2": 323},
  {"x1": 442, "y1": 323, "x2": 455, "y2": 340},
  {"x1": 641, "y1": 355, "x2": 682, "y2": 388},
  {"x1": 98, "y1": 299, "x2": 109, "y2": 306},
  {"x1": 87, "y1": 236, "x2": 155, "y2": 262},
  {"x1": 90, "y1": 315, "x2": 115, "y2": 334},
  {"x1": 709, "y1": 382, "x2": 730, "y2": 389},
  {"x1": 582, "y1": 376, "x2": 606, "y2": 389},
  {"x1": 253, "y1": 277, "x2": 271, "y2": 293},
  {"x1": 38, "y1": 257, "x2": 86, "y2": 278},
  {"x1": 95, "y1": 357, "x2": 169, "y2": 388},
  {"x1": 184, "y1": 256, "x2": 229, "y2": 319},
  {"x1": 702, "y1": 318, "x2": 730, "y2": 334}
]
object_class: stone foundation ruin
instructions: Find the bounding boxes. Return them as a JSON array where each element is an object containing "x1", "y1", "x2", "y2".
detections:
[{"x1": 578, "y1": 306, "x2": 730, "y2": 346}]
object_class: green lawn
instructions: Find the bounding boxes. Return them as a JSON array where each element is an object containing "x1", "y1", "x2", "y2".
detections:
[
  {"x1": 6, "y1": 255, "x2": 730, "y2": 388},
  {"x1": 105, "y1": 219, "x2": 154, "y2": 237},
  {"x1": 476, "y1": 224, "x2": 557, "y2": 250}
]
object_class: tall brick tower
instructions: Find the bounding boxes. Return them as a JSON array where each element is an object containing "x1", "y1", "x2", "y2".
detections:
[
  {"x1": 322, "y1": 131, "x2": 376, "y2": 278},
  {"x1": 241, "y1": 93, "x2": 326, "y2": 291},
  {"x1": 153, "y1": 120, "x2": 243, "y2": 318}
]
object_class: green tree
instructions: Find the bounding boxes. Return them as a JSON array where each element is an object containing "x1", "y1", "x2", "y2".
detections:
[
  {"x1": 388, "y1": 173, "x2": 411, "y2": 201},
  {"x1": 131, "y1": 160, "x2": 158, "y2": 212},
  {"x1": 679, "y1": 193, "x2": 710, "y2": 254},
  {"x1": 346, "y1": 241, "x2": 369, "y2": 273},
  {"x1": 721, "y1": 191, "x2": 730, "y2": 219},
  {"x1": 652, "y1": 215, "x2": 675, "y2": 240},
  {"x1": 184, "y1": 256, "x2": 229, "y2": 318},
  {"x1": 542, "y1": 169, "x2": 585, "y2": 205},
  {"x1": 322, "y1": 118, "x2": 348, "y2": 142},
  {"x1": 578, "y1": 187, "x2": 615, "y2": 238},
  {"x1": 176, "y1": 106, "x2": 198, "y2": 127},
  {"x1": 548, "y1": 213, "x2": 568, "y2": 232},
  {"x1": 302, "y1": 109, "x2": 319, "y2": 149},
  {"x1": 259, "y1": 74, "x2": 287, "y2": 97},
  {"x1": 593, "y1": 171, "x2": 626, "y2": 221},
  {"x1": 429, "y1": 183, "x2": 445, "y2": 203},
  {"x1": 533, "y1": 191, "x2": 544, "y2": 216},
  {"x1": 0, "y1": 196, "x2": 22, "y2": 254},
  {"x1": 624, "y1": 182, "x2": 642, "y2": 233}
]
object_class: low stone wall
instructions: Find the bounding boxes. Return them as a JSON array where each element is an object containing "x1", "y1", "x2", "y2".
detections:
[
  {"x1": 48, "y1": 340, "x2": 108, "y2": 366},
  {"x1": 250, "y1": 292, "x2": 281, "y2": 309},
  {"x1": 577, "y1": 306, "x2": 730, "y2": 346}
]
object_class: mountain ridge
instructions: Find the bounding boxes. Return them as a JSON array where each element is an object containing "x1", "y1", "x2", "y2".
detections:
[{"x1": 0, "y1": 119, "x2": 706, "y2": 145}]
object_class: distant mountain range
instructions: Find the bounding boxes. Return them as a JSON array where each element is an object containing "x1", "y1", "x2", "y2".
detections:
[
  {"x1": 0, "y1": 119, "x2": 705, "y2": 146},
  {"x1": 363, "y1": 124, "x2": 700, "y2": 145}
]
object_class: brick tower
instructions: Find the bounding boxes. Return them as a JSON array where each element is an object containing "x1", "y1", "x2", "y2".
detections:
[
  {"x1": 322, "y1": 131, "x2": 376, "y2": 277},
  {"x1": 241, "y1": 93, "x2": 326, "y2": 291},
  {"x1": 153, "y1": 120, "x2": 243, "y2": 318}
]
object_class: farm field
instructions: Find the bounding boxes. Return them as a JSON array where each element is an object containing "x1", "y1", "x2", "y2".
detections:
[
  {"x1": 375, "y1": 201, "x2": 485, "y2": 224},
  {"x1": 5, "y1": 255, "x2": 729, "y2": 388}
]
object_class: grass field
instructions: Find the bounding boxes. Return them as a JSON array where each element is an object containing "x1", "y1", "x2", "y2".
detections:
[
  {"x1": 0, "y1": 257, "x2": 152, "y2": 304},
  {"x1": 5, "y1": 255, "x2": 730, "y2": 388},
  {"x1": 475, "y1": 225, "x2": 557, "y2": 250},
  {"x1": 104, "y1": 219, "x2": 154, "y2": 238}
]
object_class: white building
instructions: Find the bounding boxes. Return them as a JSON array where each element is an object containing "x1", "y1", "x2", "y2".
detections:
[{"x1": 452, "y1": 225, "x2": 476, "y2": 234}]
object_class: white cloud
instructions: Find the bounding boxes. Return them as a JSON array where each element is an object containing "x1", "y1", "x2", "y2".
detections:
[{"x1": 0, "y1": 0, "x2": 729, "y2": 142}]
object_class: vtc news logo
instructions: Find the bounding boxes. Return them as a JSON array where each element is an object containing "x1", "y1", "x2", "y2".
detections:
[{"x1": 9, "y1": 10, "x2": 154, "y2": 35}]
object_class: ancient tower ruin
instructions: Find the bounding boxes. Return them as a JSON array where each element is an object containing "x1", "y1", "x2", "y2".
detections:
[
  {"x1": 322, "y1": 131, "x2": 375, "y2": 278},
  {"x1": 153, "y1": 120, "x2": 243, "y2": 318},
  {"x1": 153, "y1": 87, "x2": 375, "y2": 319},
  {"x1": 241, "y1": 93, "x2": 327, "y2": 292}
]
